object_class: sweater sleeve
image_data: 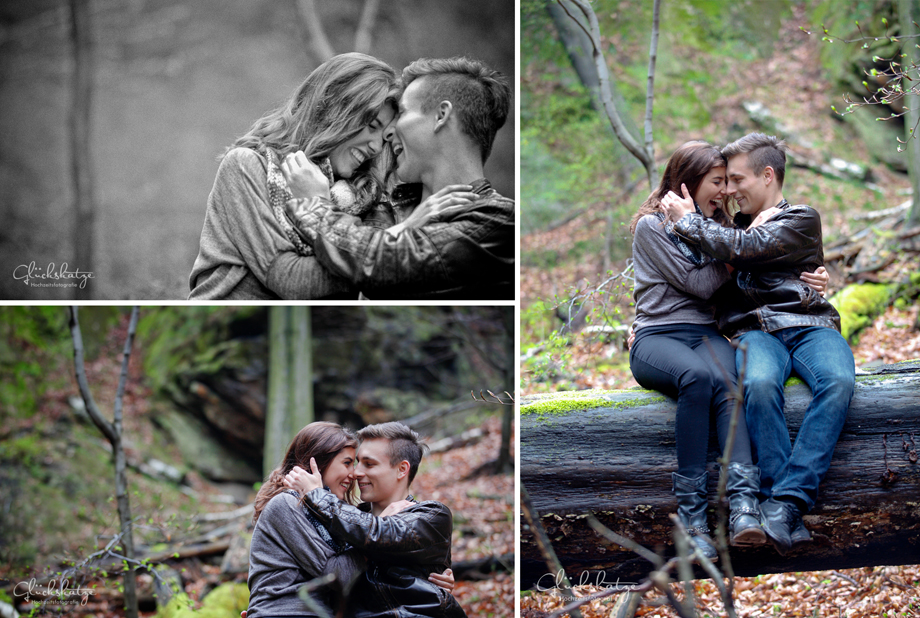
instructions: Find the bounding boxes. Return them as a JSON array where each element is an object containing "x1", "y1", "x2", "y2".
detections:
[
  {"x1": 258, "y1": 493, "x2": 357, "y2": 586},
  {"x1": 212, "y1": 148, "x2": 355, "y2": 299},
  {"x1": 634, "y1": 215, "x2": 730, "y2": 300}
]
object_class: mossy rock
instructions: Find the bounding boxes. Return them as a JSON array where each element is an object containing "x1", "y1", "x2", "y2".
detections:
[
  {"x1": 829, "y1": 282, "x2": 896, "y2": 342},
  {"x1": 154, "y1": 584, "x2": 249, "y2": 618}
]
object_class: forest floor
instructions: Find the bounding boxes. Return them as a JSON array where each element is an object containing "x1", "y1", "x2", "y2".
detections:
[{"x1": 521, "y1": 564, "x2": 920, "y2": 617}]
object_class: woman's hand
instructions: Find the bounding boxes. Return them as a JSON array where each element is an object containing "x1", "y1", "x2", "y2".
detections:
[
  {"x1": 747, "y1": 206, "x2": 782, "y2": 230},
  {"x1": 800, "y1": 266, "x2": 829, "y2": 297},
  {"x1": 659, "y1": 183, "x2": 695, "y2": 222},
  {"x1": 428, "y1": 568, "x2": 454, "y2": 592},
  {"x1": 379, "y1": 499, "x2": 414, "y2": 518},
  {"x1": 281, "y1": 151, "x2": 331, "y2": 200},
  {"x1": 386, "y1": 184, "x2": 477, "y2": 237},
  {"x1": 282, "y1": 459, "x2": 323, "y2": 496},
  {"x1": 626, "y1": 324, "x2": 635, "y2": 351}
]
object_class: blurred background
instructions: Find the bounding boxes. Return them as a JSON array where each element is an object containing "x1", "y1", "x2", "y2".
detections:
[
  {"x1": 521, "y1": 0, "x2": 920, "y2": 395},
  {"x1": 0, "y1": 305, "x2": 514, "y2": 616},
  {"x1": 0, "y1": 0, "x2": 515, "y2": 300}
]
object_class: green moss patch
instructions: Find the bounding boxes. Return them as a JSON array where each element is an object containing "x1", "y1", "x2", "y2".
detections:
[{"x1": 829, "y1": 282, "x2": 896, "y2": 342}]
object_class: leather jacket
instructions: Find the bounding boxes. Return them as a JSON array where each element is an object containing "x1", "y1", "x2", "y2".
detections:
[
  {"x1": 672, "y1": 202, "x2": 842, "y2": 339},
  {"x1": 284, "y1": 179, "x2": 514, "y2": 300},
  {"x1": 303, "y1": 488, "x2": 467, "y2": 618}
]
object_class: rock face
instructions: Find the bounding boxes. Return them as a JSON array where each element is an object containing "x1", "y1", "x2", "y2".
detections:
[
  {"x1": 145, "y1": 307, "x2": 506, "y2": 482},
  {"x1": 520, "y1": 361, "x2": 920, "y2": 588}
]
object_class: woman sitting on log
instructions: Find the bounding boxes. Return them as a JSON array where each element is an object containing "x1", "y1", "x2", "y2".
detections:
[
  {"x1": 627, "y1": 140, "x2": 828, "y2": 558},
  {"x1": 246, "y1": 421, "x2": 454, "y2": 617}
]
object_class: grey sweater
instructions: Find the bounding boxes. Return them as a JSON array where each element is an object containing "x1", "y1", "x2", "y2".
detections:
[
  {"x1": 188, "y1": 147, "x2": 356, "y2": 300},
  {"x1": 247, "y1": 492, "x2": 364, "y2": 618},
  {"x1": 632, "y1": 214, "x2": 731, "y2": 331}
]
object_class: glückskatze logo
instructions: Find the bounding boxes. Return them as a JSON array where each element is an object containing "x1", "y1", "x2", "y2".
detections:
[
  {"x1": 13, "y1": 578, "x2": 97, "y2": 606},
  {"x1": 12, "y1": 261, "x2": 95, "y2": 289}
]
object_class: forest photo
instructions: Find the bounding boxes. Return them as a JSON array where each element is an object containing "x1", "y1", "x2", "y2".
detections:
[
  {"x1": 520, "y1": 0, "x2": 920, "y2": 616},
  {"x1": 0, "y1": 306, "x2": 514, "y2": 617}
]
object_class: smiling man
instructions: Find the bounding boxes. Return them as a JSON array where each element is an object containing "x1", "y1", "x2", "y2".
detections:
[
  {"x1": 660, "y1": 132, "x2": 855, "y2": 556},
  {"x1": 283, "y1": 56, "x2": 514, "y2": 300},
  {"x1": 286, "y1": 422, "x2": 465, "y2": 618}
]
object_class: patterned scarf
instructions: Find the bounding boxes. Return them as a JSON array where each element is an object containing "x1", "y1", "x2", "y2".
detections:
[
  {"x1": 657, "y1": 201, "x2": 705, "y2": 266},
  {"x1": 263, "y1": 148, "x2": 377, "y2": 256}
]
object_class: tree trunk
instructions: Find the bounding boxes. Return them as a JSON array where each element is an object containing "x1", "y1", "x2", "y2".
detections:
[
  {"x1": 901, "y1": 0, "x2": 920, "y2": 230},
  {"x1": 519, "y1": 361, "x2": 920, "y2": 588},
  {"x1": 69, "y1": 0, "x2": 94, "y2": 300},
  {"x1": 265, "y1": 307, "x2": 314, "y2": 477},
  {"x1": 69, "y1": 307, "x2": 140, "y2": 618},
  {"x1": 496, "y1": 307, "x2": 514, "y2": 474}
]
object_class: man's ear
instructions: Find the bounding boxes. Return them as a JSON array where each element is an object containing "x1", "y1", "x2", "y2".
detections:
[
  {"x1": 396, "y1": 460, "x2": 411, "y2": 480},
  {"x1": 762, "y1": 165, "x2": 775, "y2": 186},
  {"x1": 434, "y1": 101, "x2": 453, "y2": 132}
]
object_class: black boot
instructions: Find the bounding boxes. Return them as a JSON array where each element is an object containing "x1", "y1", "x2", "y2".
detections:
[
  {"x1": 672, "y1": 471, "x2": 718, "y2": 561},
  {"x1": 759, "y1": 498, "x2": 802, "y2": 556},
  {"x1": 724, "y1": 463, "x2": 767, "y2": 547}
]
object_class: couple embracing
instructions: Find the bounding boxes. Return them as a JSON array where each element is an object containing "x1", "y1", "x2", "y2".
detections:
[
  {"x1": 188, "y1": 52, "x2": 513, "y2": 301},
  {"x1": 246, "y1": 421, "x2": 464, "y2": 618},
  {"x1": 629, "y1": 133, "x2": 856, "y2": 557}
]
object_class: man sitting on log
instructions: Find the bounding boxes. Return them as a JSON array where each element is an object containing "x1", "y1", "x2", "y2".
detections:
[{"x1": 660, "y1": 132, "x2": 856, "y2": 555}]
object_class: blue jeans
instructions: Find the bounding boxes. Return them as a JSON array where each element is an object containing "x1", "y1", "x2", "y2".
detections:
[{"x1": 736, "y1": 326, "x2": 855, "y2": 511}]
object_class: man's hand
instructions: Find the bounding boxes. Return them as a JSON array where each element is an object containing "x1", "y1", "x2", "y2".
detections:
[
  {"x1": 659, "y1": 183, "x2": 695, "y2": 222},
  {"x1": 748, "y1": 206, "x2": 782, "y2": 230},
  {"x1": 386, "y1": 184, "x2": 477, "y2": 237},
  {"x1": 281, "y1": 151, "x2": 330, "y2": 200},
  {"x1": 282, "y1": 459, "x2": 323, "y2": 496},
  {"x1": 800, "y1": 266, "x2": 829, "y2": 297},
  {"x1": 379, "y1": 499, "x2": 414, "y2": 518},
  {"x1": 428, "y1": 568, "x2": 455, "y2": 592}
]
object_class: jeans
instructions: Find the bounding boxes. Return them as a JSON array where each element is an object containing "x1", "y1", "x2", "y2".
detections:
[
  {"x1": 736, "y1": 326, "x2": 855, "y2": 511},
  {"x1": 631, "y1": 323, "x2": 753, "y2": 478}
]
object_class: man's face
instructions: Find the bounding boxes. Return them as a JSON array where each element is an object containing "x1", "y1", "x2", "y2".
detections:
[
  {"x1": 726, "y1": 153, "x2": 770, "y2": 216},
  {"x1": 389, "y1": 77, "x2": 436, "y2": 184},
  {"x1": 354, "y1": 438, "x2": 403, "y2": 504}
]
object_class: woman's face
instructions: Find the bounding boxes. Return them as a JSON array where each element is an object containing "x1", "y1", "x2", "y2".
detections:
[
  {"x1": 321, "y1": 446, "x2": 356, "y2": 500},
  {"x1": 328, "y1": 106, "x2": 396, "y2": 179},
  {"x1": 693, "y1": 166, "x2": 727, "y2": 218}
]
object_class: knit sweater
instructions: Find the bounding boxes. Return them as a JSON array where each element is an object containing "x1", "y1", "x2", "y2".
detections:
[
  {"x1": 187, "y1": 147, "x2": 356, "y2": 300},
  {"x1": 632, "y1": 214, "x2": 732, "y2": 331},
  {"x1": 247, "y1": 492, "x2": 364, "y2": 618}
]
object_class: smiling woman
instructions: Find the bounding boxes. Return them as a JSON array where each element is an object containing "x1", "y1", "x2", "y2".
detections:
[{"x1": 187, "y1": 53, "x2": 400, "y2": 301}]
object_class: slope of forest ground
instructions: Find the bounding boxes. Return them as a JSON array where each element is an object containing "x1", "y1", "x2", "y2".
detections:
[{"x1": 0, "y1": 314, "x2": 513, "y2": 617}]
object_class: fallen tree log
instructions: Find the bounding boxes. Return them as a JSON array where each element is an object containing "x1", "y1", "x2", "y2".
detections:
[{"x1": 520, "y1": 360, "x2": 920, "y2": 588}]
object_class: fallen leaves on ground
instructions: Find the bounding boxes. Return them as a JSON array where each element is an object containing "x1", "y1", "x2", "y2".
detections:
[{"x1": 521, "y1": 565, "x2": 920, "y2": 617}]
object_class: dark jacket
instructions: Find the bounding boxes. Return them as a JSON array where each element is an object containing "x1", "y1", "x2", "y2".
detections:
[
  {"x1": 672, "y1": 202, "x2": 842, "y2": 339},
  {"x1": 284, "y1": 179, "x2": 514, "y2": 300},
  {"x1": 303, "y1": 488, "x2": 467, "y2": 618}
]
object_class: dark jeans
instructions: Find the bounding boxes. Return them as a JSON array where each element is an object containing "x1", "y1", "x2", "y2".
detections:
[
  {"x1": 736, "y1": 326, "x2": 855, "y2": 511},
  {"x1": 630, "y1": 323, "x2": 753, "y2": 478}
]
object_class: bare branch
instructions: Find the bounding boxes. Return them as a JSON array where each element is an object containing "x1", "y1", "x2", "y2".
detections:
[
  {"x1": 112, "y1": 307, "x2": 139, "y2": 437},
  {"x1": 643, "y1": 0, "x2": 661, "y2": 170},
  {"x1": 69, "y1": 306, "x2": 117, "y2": 444},
  {"x1": 296, "y1": 0, "x2": 335, "y2": 62},
  {"x1": 353, "y1": 0, "x2": 380, "y2": 54}
]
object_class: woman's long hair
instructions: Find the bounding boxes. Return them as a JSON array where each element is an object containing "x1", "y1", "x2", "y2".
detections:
[
  {"x1": 629, "y1": 140, "x2": 732, "y2": 234},
  {"x1": 253, "y1": 421, "x2": 359, "y2": 522},
  {"x1": 234, "y1": 52, "x2": 399, "y2": 206}
]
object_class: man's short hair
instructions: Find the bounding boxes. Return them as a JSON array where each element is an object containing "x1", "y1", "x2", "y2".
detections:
[
  {"x1": 356, "y1": 421, "x2": 429, "y2": 485},
  {"x1": 721, "y1": 132, "x2": 788, "y2": 187},
  {"x1": 401, "y1": 56, "x2": 510, "y2": 164}
]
